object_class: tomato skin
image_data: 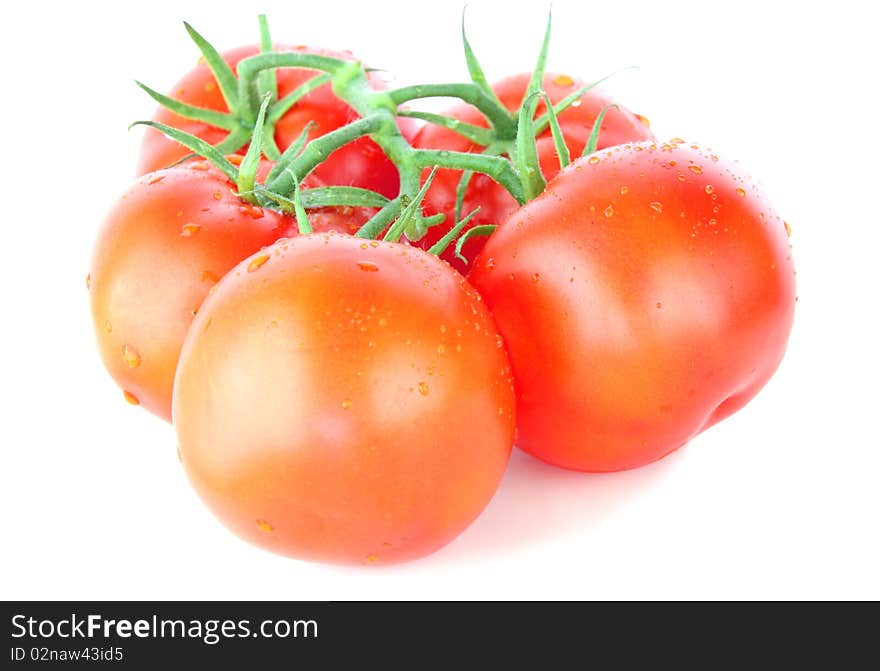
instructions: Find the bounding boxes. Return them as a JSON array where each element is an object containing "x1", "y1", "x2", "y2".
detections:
[
  {"x1": 172, "y1": 233, "x2": 516, "y2": 564},
  {"x1": 468, "y1": 141, "x2": 796, "y2": 472},
  {"x1": 136, "y1": 45, "x2": 409, "y2": 198},
  {"x1": 413, "y1": 72, "x2": 655, "y2": 272},
  {"x1": 89, "y1": 162, "x2": 294, "y2": 421}
]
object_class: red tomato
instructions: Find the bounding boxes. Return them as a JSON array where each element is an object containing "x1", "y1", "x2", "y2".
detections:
[
  {"x1": 89, "y1": 158, "x2": 376, "y2": 422},
  {"x1": 172, "y1": 233, "x2": 516, "y2": 564},
  {"x1": 469, "y1": 141, "x2": 796, "y2": 472},
  {"x1": 137, "y1": 45, "x2": 409, "y2": 198},
  {"x1": 413, "y1": 72, "x2": 655, "y2": 272},
  {"x1": 89, "y1": 160, "x2": 294, "y2": 421}
]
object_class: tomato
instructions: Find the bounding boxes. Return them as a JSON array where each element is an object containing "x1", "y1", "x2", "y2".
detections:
[
  {"x1": 172, "y1": 233, "x2": 516, "y2": 564},
  {"x1": 89, "y1": 157, "x2": 378, "y2": 422},
  {"x1": 137, "y1": 45, "x2": 409, "y2": 198},
  {"x1": 413, "y1": 72, "x2": 655, "y2": 272},
  {"x1": 89, "y1": 160, "x2": 294, "y2": 421},
  {"x1": 468, "y1": 141, "x2": 796, "y2": 472}
]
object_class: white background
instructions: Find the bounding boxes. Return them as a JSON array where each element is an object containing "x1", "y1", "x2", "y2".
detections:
[{"x1": 1, "y1": 0, "x2": 877, "y2": 600}]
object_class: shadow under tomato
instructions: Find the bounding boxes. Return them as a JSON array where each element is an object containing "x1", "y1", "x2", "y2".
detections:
[{"x1": 427, "y1": 445, "x2": 686, "y2": 564}]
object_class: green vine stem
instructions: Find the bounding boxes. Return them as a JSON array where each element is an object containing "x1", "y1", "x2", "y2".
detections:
[
  {"x1": 136, "y1": 13, "x2": 635, "y2": 255},
  {"x1": 232, "y1": 50, "x2": 526, "y2": 239}
]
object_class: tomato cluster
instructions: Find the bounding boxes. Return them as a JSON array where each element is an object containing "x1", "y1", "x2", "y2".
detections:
[{"x1": 88, "y1": 17, "x2": 795, "y2": 564}]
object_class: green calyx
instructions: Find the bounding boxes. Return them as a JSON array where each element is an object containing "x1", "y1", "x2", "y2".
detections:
[
  {"x1": 136, "y1": 16, "x2": 346, "y2": 164},
  {"x1": 132, "y1": 12, "x2": 636, "y2": 263}
]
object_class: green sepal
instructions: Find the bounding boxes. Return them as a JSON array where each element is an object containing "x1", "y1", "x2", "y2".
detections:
[
  {"x1": 265, "y1": 122, "x2": 315, "y2": 185},
  {"x1": 397, "y1": 110, "x2": 494, "y2": 146},
  {"x1": 355, "y1": 199, "x2": 403, "y2": 240},
  {"x1": 382, "y1": 167, "x2": 439, "y2": 242},
  {"x1": 130, "y1": 120, "x2": 238, "y2": 181},
  {"x1": 515, "y1": 92, "x2": 547, "y2": 200},
  {"x1": 461, "y1": 8, "x2": 506, "y2": 111},
  {"x1": 582, "y1": 104, "x2": 620, "y2": 157},
  {"x1": 532, "y1": 67, "x2": 638, "y2": 136},
  {"x1": 541, "y1": 93, "x2": 570, "y2": 170},
  {"x1": 289, "y1": 171, "x2": 312, "y2": 234},
  {"x1": 183, "y1": 22, "x2": 240, "y2": 115},
  {"x1": 454, "y1": 224, "x2": 497, "y2": 263},
  {"x1": 256, "y1": 15, "x2": 278, "y2": 105},
  {"x1": 134, "y1": 81, "x2": 236, "y2": 130},
  {"x1": 237, "y1": 93, "x2": 272, "y2": 197},
  {"x1": 268, "y1": 73, "x2": 332, "y2": 124},
  {"x1": 525, "y1": 12, "x2": 553, "y2": 100},
  {"x1": 427, "y1": 207, "x2": 481, "y2": 256}
]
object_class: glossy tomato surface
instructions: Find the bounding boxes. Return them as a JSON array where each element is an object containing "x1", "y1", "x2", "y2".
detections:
[
  {"x1": 89, "y1": 161, "x2": 294, "y2": 421},
  {"x1": 137, "y1": 44, "x2": 408, "y2": 197},
  {"x1": 469, "y1": 141, "x2": 796, "y2": 472},
  {"x1": 173, "y1": 233, "x2": 516, "y2": 564},
  {"x1": 414, "y1": 72, "x2": 655, "y2": 272}
]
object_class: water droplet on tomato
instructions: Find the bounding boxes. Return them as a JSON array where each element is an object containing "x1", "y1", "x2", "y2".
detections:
[
  {"x1": 357, "y1": 261, "x2": 380, "y2": 272},
  {"x1": 366, "y1": 554, "x2": 378, "y2": 563},
  {"x1": 635, "y1": 113, "x2": 650, "y2": 128},
  {"x1": 736, "y1": 187, "x2": 746, "y2": 197},
  {"x1": 212, "y1": 191, "x2": 222, "y2": 200},
  {"x1": 650, "y1": 202, "x2": 663, "y2": 213},
  {"x1": 570, "y1": 99, "x2": 582, "y2": 107},
  {"x1": 123, "y1": 345, "x2": 141, "y2": 368},
  {"x1": 418, "y1": 382, "x2": 429, "y2": 396},
  {"x1": 180, "y1": 223, "x2": 201, "y2": 237},
  {"x1": 705, "y1": 185, "x2": 714, "y2": 194},
  {"x1": 147, "y1": 175, "x2": 165, "y2": 185},
  {"x1": 784, "y1": 221, "x2": 792, "y2": 237},
  {"x1": 256, "y1": 520, "x2": 273, "y2": 533},
  {"x1": 588, "y1": 156, "x2": 600, "y2": 165},
  {"x1": 123, "y1": 390, "x2": 139, "y2": 405},
  {"x1": 248, "y1": 254, "x2": 270, "y2": 272},
  {"x1": 437, "y1": 344, "x2": 446, "y2": 354},
  {"x1": 341, "y1": 399, "x2": 352, "y2": 410},
  {"x1": 604, "y1": 205, "x2": 615, "y2": 218},
  {"x1": 553, "y1": 74, "x2": 575, "y2": 87},
  {"x1": 620, "y1": 186, "x2": 629, "y2": 195},
  {"x1": 670, "y1": 137, "x2": 685, "y2": 145},
  {"x1": 688, "y1": 165, "x2": 703, "y2": 175},
  {"x1": 484, "y1": 257, "x2": 495, "y2": 270}
]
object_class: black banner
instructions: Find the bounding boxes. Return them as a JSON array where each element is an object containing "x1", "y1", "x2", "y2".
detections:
[{"x1": 2, "y1": 602, "x2": 876, "y2": 667}]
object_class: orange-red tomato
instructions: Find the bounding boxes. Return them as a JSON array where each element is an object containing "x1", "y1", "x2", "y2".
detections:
[
  {"x1": 469, "y1": 141, "x2": 796, "y2": 472},
  {"x1": 89, "y1": 161, "x2": 294, "y2": 420},
  {"x1": 172, "y1": 233, "x2": 516, "y2": 564},
  {"x1": 137, "y1": 45, "x2": 409, "y2": 198},
  {"x1": 413, "y1": 72, "x2": 655, "y2": 272}
]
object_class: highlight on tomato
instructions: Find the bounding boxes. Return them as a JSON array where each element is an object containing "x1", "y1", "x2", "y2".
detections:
[
  {"x1": 172, "y1": 233, "x2": 516, "y2": 564},
  {"x1": 468, "y1": 140, "x2": 796, "y2": 472}
]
